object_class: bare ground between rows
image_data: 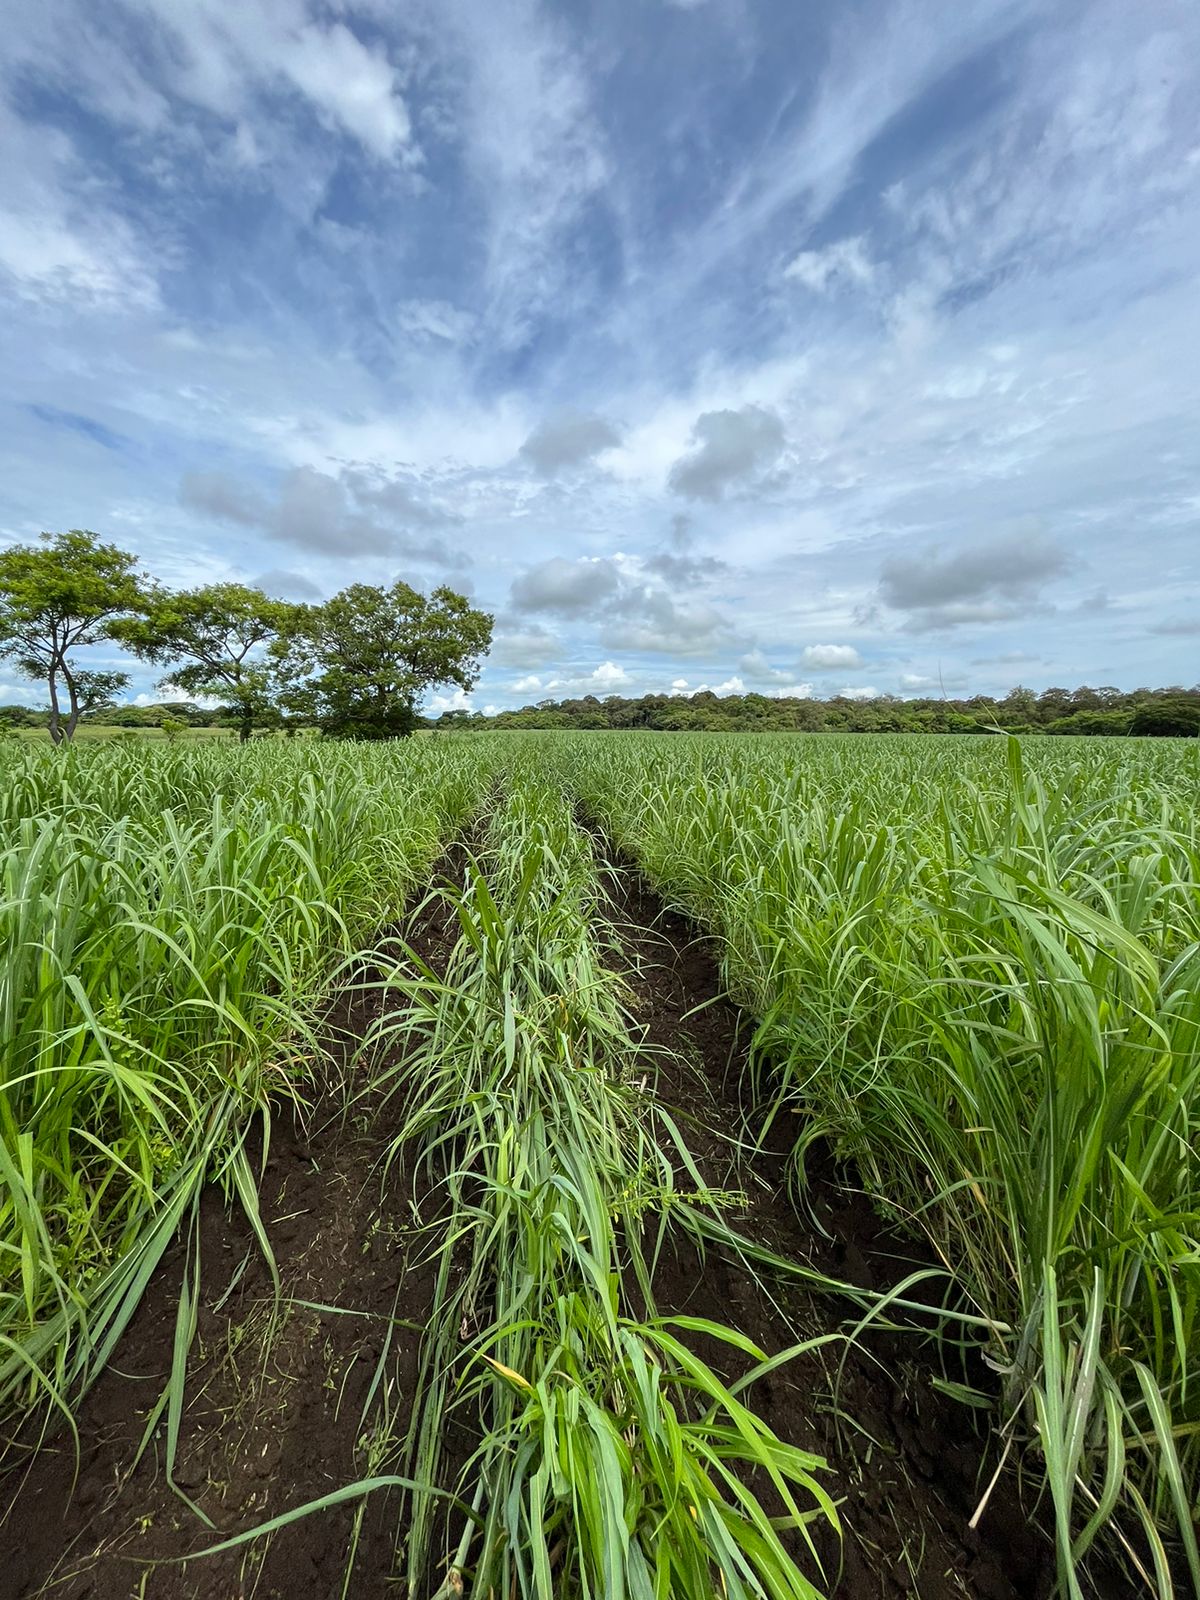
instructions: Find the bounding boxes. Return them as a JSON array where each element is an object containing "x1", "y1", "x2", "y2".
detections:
[
  {"x1": 597, "y1": 846, "x2": 1060, "y2": 1600},
  {"x1": 0, "y1": 864, "x2": 475, "y2": 1600}
]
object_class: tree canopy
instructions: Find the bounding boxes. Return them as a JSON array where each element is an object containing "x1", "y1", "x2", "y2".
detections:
[
  {"x1": 277, "y1": 581, "x2": 492, "y2": 739},
  {"x1": 114, "y1": 582, "x2": 298, "y2": 742},
  {"x1": 1, "y1": 536, "x2": 494, "y2": 742},
  {"x1": 0, "y1": 531, "x2": 147, "y2": 743},
  {"x1": 434, "y1": 682, "x2": 1200, "y2": 737}
]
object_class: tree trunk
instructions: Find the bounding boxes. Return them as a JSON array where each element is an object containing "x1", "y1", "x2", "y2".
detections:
[
  {"x1": 47, "y1": 668, "x2": 64, "y2": 746},
  {"x1": 239, "y1": 715, "x2": 253, "y2": 743},
  {"x1": 62, "y1": 663, "x2": 81, "y2": 743}
]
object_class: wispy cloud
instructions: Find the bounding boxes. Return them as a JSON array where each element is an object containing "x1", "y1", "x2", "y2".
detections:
[{"x1": 1, "y1": 0, "x2": 1197, "y2": 708}]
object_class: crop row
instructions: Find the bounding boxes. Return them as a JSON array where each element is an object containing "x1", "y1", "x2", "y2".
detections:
[
  {"x1": 342, "y1": 763, "x2": 838, "y2": 1597},
  {"x1": 0, "y1": 738, "x2": 495, "y2": 1426},
  {"x1": 555, "y1": 731, "x2": 1200, "y2": 1598}
]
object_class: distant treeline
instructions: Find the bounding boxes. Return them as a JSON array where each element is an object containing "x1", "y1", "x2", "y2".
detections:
[
  {"x1": 433, "y1": 685, "x2": 1200, "y2": 736},
  {"x1": 5, "y1": 684, "x2": 1198, "y2": 738},
  {"x1": 0, "y1": 700, "x2": 230, "y2": 732}
]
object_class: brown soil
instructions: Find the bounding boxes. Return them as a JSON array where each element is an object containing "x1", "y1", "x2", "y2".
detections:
[
  {"x1": 3, "y1": 837, "x2": 1068, "y2": 1600},
  {"x1": 2, "y1": 976, "x2": 425, "y2": 1600},
  {"x1": 600, "y1": 853, "x2": 1057, "y2": 1600}
]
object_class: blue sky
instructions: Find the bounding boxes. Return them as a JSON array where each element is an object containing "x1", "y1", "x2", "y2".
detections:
[{"x1": 1, "y1": 0, "x2": 1198, "y2": 712}]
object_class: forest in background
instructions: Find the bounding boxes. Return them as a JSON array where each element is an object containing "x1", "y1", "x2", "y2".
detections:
[{"x1": 434, "y1": 682, "x2": 1200, "y2": 735}]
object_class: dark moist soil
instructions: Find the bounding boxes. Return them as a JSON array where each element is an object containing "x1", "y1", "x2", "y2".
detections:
[
  {"x1": 3, "y1": 832, "x2": 1086, "y2": 1600},
  {"x1": 600, "y1": 850, "x2": 1059, "y2": 1600},
  {"x1": 0, "y1": 865, "x2": 474, "y2": 1600}
]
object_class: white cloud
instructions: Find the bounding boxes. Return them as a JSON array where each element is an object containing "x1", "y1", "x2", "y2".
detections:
[
  {"x1": 738, "y1": 648, "x2": 796, "y2": 685},
  {"x1": 900, "y1": 671, "x2": 969, "y2": 691},
  {"x1": 427, "y1": 686, "x2": 474, "y2": 713},
  {"x1": 801, "y1": 643, "x2": 863, "y2": 669},
  {"x1": 397, "y1": 300, "x2": 476, "y2": 343},
  {"x1": 0, "y1": 102, "x2": 159, "y2": 312},
  {"x1": 429, "y1": 0, "x2": 611, "y2": 346},
  {"x1": 0, "y1": 680, "x2": 46, "y2": 707},
  {"x1": 0, "y1": 209, "x2": 159, "y2": 311},
  {"x1": 671, "y1": 677, "x2": 689, "y2": 689},
  {"x1": 282, "y1": 21, "x2": 414, "y2": 161},
  {"x1": 490, "y1": 626, "x2": 562, "y2": 668},
  {"x1": 128, "y1": 2, "x2": 419, "y2": 163},
  {"x1": 542, "y1": 660, "x2": 633, "y2": 695},
  {"x1": 784, "y1": 235, "x2": 874, "y2": 292}
]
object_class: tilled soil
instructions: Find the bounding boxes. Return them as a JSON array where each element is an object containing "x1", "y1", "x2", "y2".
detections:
[
  {"x1": 601, "y1": 853, "x2": 1055, "y2": 1600},
  {"x1": 4, "y1": 844, "x2": 1060, "y2": 1600},
  {"x1": 2, "y1": 977, "x2": 429, "y2": 1600}
]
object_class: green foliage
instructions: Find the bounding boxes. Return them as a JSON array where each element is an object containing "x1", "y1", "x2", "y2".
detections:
[
  {"x1": 278, "y1": 580, "x2": 492, "y2": 739},
  {"x1": 113, "y1": 582, "x2": 297, "y2": 741},
  {"x1": 561, "y1": 730, "x2": 1200, "y2": 1597},
  {"x1": 1130, "y1": 699, "x2": 1200, "y2": 737},
  {"x1": 445, "y1": 684, "x2": 1200, "y2": 737},
  {"x1": 360, "y1": 771, "x2": 836, "y2": 1596},
  {"x1": 0, "y1": 531, "x2": 144, "y2": 743},
  {"x1": 0, "y1": 737, "x2": 498, "y2": 1425}
]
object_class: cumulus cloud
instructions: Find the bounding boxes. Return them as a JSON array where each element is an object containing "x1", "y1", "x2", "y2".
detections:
[
  {"x1": 765, "y1": 682, "x2": 815, "y2": 699},
  {"x1": 180, "y1": 466, "x2": 462, "y2": 563},
  {"x1": 490, "y1": 625, "x2": 562, "y2": 668},
  {"x1": 540, "y1": 661, "x2": 633, "y2": 695},
  {"x1": 879, "y1": 530, "x2": 1072, "y2": 629},
  {"x1": 801, "y1": 643, "x2": 863, "y2": 670},
  {"x1": 668, "y1": 405, "x2": 785, "y2": 501},
  {"x1": 510, "y1": 556, "x2": 622, "y2": 615},
  {"x1": 602, "y1": 591, "x2": 735, "y2": 656},
  {"x1": 509, "y1": 542, "x2": 737, "y2": 656},
  {"x1": 341, "y1": 467, "x2": 460, "y2": 528},
  {"x1": 519, "y1": 411, "x2": 621, "y2": 474},
  {"x1": 838, "y1": 685, "x2": 880, "y2": 701},
  {"x1": 181, "y1": 470, "x2": 270, "y2": 527},
  {"x1": 784, "y1": 235, "x2": 874, "y2": 291},
  {"x1": 738, "y1": 648, "x2": 796, "y2": 685}
]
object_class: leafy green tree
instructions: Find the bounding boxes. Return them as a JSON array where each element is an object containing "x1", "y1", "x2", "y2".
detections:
[
  {"x1": 114, "y1": 583, "x2": 297, "y2": 742},
  {"x1": 0, "y1": 531, "x2": 146, "y2": 744},
  {"x1": 1129, "y1": 699, "x2": 1200, "y2": 737},
  {"x1": 73, "y1": 669, "x2": 130, "y2": 719},
  {"x1": 279, "y1": 581, "x2": 493, "y2": 739}
]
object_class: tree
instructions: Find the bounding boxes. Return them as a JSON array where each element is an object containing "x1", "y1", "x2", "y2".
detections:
[
  {"x1": 278, "y1": 581, "x2": 493, "y2": 740},
  {"x1": 73, "y1": 669, "x2": 130, "y2": 718},
  {"x1": 0, "y1": 531, "x2": 145, "y2": 744},
  {"x1": 114, "y1": 583, "x2": 297, "y2": 742},
  {"x1": 1129, "y1": 699, "x2": 1200, "y2": 737}
]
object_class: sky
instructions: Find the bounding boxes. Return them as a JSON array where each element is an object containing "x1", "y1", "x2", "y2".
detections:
[{"x1": 1, "y1": 0, "x2": 1198, "y2": 714}]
